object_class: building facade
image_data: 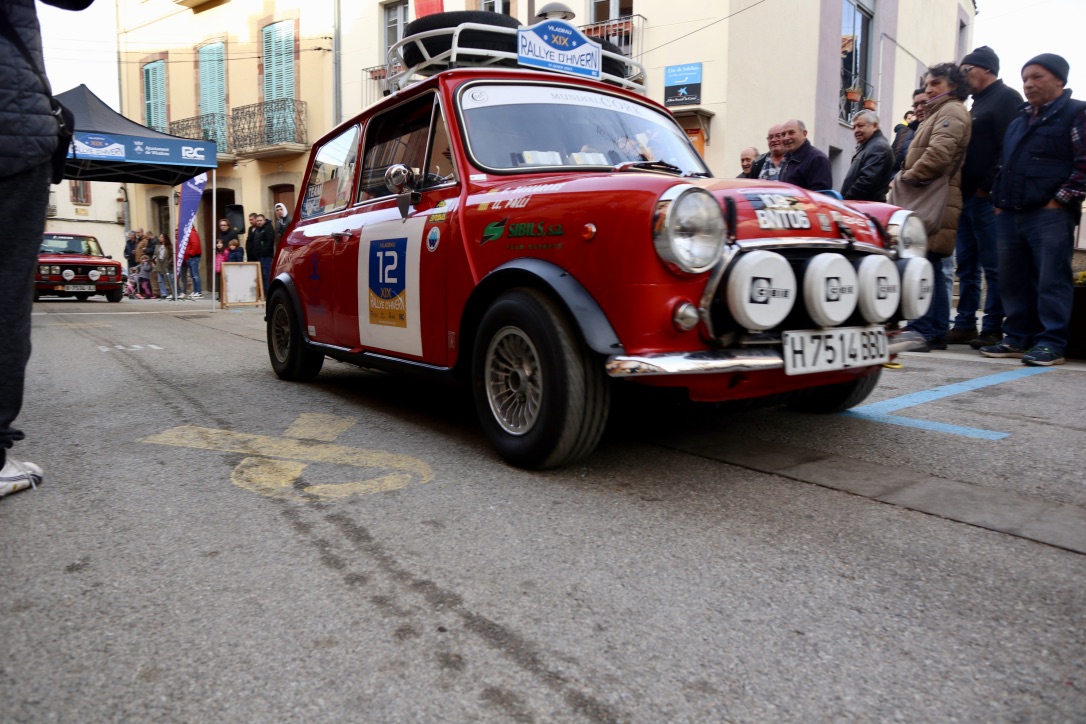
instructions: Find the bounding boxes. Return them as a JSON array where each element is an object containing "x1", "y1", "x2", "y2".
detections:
[
  {"x1": 117, "y1": 0, "x2": 336, "y2": 281},
  {"x1": 117, "y1": 0, "x2": 974, "y2": 268}
]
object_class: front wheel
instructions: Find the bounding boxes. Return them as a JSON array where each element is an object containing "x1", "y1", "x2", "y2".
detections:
[
  {"x1": 106, "y1": 288, "x2": 124, "y2": 303},
  {"x1": 267, "y1": 288, "x2": 324, "y2": 381},
  {"x1": 787, "y1": 367, "x2": 882, "y2": 413},
  {"x1": 472, "y1": 288, "x2": 610, "y2": 469}
]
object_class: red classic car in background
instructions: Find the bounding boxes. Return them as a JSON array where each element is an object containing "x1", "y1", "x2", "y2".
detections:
[
  {"x1": 266, "y1": 12, "x2": 933, "y2": 469},
  {"x1": 36, "y1": 232, "x2": 124, "y2": 303}
]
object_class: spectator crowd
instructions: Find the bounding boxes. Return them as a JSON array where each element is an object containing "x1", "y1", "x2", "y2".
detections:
[{"x1": 735, "y1": 48, "x2": 1085, "y2": 367}]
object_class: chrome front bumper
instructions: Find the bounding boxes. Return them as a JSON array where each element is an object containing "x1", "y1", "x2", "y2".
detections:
[{"x1": 604, "y1": 330, "x2": 927, "y2": 377}]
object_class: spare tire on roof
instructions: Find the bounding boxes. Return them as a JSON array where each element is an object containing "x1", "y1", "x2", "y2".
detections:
[
  {"x1": 401, "y1": 11, "x2": 521, "y2": 72},
  {"x1": 597, "y1": 38, "x2": 629, "y2": 82}
]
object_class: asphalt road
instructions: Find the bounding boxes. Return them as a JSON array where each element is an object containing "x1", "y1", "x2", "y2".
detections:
[{"x1": 2, "y1": 297, "x2": 1084, "y2": 722}]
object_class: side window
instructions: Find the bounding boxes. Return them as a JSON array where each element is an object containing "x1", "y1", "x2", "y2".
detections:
[
  {"x1": 301, "y1": 125, "x2": 360, "y2": 220},
  {"x1": 357, "y1": 95, "x2": 436, "y2": 203},
  {"x1": 422, "y1": 106, "x2": 457, "y2": 189}
]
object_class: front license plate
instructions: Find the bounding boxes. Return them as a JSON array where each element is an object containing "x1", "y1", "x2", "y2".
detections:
[
  {"x1": 783, "y1": 326, "x2": 888, "y2": 375},
  {"x1": 63, "y1": 285, "x2": 96, "y2": 292}
]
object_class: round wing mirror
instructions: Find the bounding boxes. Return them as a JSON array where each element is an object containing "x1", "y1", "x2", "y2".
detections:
[{"x1": 384, "y1": 164, "x2": 416, "y2": 195}]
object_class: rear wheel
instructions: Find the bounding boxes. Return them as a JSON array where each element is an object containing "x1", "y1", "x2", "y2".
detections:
[
  {"x1": 787, "y1": 367, "x2": 882, "y2": 413},
  {"x1": 267, "y1": 288, "x2": 324, "y2": 381},
  {"x1": 106, "y1": 288, "x2": 123, "y2": 303},
  {"x1": 473, "y1": 288, "x2": 610, "y2": 469}
]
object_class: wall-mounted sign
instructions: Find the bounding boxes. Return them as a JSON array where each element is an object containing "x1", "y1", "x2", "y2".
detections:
[
  {"x1": 665, "y1": 63, "x2": 702, "y2": 107},
  {"x1": 517, "y1": 19, "x2": 601, "y2": 80}
]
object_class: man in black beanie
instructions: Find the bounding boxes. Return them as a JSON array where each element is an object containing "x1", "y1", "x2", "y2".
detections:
[
  {"x1": 946, "y1": 47, "x2": 1023, "y2": 348},
  {"x1": 982, "y1": 53, "x2": 1086, "y2": 366}
]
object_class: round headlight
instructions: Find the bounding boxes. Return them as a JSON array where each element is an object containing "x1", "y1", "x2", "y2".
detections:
[
  {"x1": 653, "y1": 186, "x2": 726, "y2": 273},
  {"x1": 887, "y1": 210, "x2": 928, "y2": 258}
]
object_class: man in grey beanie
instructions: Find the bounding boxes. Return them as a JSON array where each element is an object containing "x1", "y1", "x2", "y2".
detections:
[
  {"x1": 981, "y1": 53, "x2": 1086, "y2": 366},
  {"x1": 946, "y1": 47, "x2": 1023, "y2": 348},
  {"x1": 0, "y1": 0, "x2": 96, "y2": 498}
]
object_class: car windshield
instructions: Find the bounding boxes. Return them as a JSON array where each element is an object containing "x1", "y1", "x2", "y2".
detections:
[
  {"x1": 41, "y1": 234, "x2": 104, "y2": 256},
  {"x1": 458, "y1": 84, "x2": 710, "y2": 176}
]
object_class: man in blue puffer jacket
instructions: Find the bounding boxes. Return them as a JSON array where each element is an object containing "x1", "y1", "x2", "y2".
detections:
[{"x1": 0, "y1": 0, "x2": 95, "y2": 498}]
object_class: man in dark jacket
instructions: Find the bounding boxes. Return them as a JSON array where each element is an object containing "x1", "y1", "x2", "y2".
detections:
[
  {"x1": 948, "y1": 46, "x2": 1024, "y2": 348},
  {"x1": 0, "y1": 0, "x2": 95, "y2": 497},
  {"x1": 778, "y1": 119, "x2": 833, "y2": 191},
  {"x1": 892, "y1": 89, "x2": 927, "y2": 172},
  {"x1": 249, "y1": 213, "x2": 276, "y2": 294},
  {"x1": 840, "y1": 110, "x2": 894, "y2": 201},
  {"x1": 981, "y1": 53, "x2": 1086, "y2": 367}
]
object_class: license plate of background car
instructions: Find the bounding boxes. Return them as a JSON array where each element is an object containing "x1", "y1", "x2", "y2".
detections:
[
  {"x1": 782, "y1": 326, "x2": 888, "y2": 375},
  {"x1": 63, "y1": 285, "x2": 96, "y2": 292}
]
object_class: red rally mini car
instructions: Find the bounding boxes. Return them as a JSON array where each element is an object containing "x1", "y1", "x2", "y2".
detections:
[
  {"x1": 36, "y1": 232, "x2": 124, "y2": 303},
  {"x1": 266, "y1": 13, "x2": 933, "y2": 469}
]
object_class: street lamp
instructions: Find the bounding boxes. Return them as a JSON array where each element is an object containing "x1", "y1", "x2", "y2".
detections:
[{"x1": 536, "y1": 2, "x2": 575, "y2": 20}]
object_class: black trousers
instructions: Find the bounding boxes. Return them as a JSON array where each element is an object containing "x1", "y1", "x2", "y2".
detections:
[{"x1": 0, "y1": 162, "x2": 51, "y2": 461}]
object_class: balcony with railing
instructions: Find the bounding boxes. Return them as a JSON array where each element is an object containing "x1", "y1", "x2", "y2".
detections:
[
  {"x1": 169, "y1": 113, "x2": 231, "y2": 156},
  {"x1": 362, "y1": 64, "x2": 401, "y2": 110},
  {"x1": 579, "y1": 14, "x2": 645, "y2": 61},
  {"x1": 840, "y1": 74, "x2": 876, "y2": 123},
  {"x1": 231, "y1": 99, "x2": 308, "y2": 159}
]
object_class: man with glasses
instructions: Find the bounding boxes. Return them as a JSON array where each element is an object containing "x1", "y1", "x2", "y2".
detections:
[
  {"x1": 758, "y1": 124, "x2": 786, "y2": 181},
  {"x1": 947, "y1": 47, "x2": 1023, "y2": 348}
]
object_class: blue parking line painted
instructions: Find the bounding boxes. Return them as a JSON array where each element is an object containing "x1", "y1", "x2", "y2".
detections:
[{"x1": 841, "y1": 366, "x2": 1053, "y2": 439}]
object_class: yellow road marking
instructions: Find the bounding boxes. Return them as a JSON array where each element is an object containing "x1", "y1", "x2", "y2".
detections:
[
  {"x1": 283, "y1": 413, "x2": 358, "y2": 441},
  {"x1": 143, "y1": 422, "x2": 433, "y2": 501}
]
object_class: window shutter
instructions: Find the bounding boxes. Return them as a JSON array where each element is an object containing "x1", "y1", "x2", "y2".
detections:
[
  {"x1": 143, "y1": 60, "x2": 166, "y2": 132},
  {"x1": 262, "y1": 21, "x2": 294, "y2": 102},
  {"x1": 199, "y1": 43, "x2": 226, "y2": 115}
]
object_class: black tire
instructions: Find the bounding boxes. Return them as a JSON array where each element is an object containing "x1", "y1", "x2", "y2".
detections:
[
  {"x1": 598, "y1": 38, "x2": 628, "y2": 80},
  {"x1": 401, "y1": 11, "x2": 520, "y2": 71},
  {"x1": 106, "y1": 288, "x2": 124, "y2": 303},
  {"x1": 75, "y1": 293, "x2": 91, "y2": 301},
  {"x1": 472, "y1": 288, "x2": 610, "y2": 469},
  {"x1": 787, "y1": 367, "x2": 882, "y2": 414},
  {"x1": 267, "y1": 288, "x2": 324, "y2": 381},
  {"x1": 33, "y1": 289, "x2": 41, "y2": 302}
]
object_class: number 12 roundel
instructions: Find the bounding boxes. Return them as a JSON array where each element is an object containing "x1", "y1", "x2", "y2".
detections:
[{"x1": 368, "y1": 237, "x2": 408, "y2": 328}]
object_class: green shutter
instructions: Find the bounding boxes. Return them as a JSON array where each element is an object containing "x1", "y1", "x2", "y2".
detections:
[
  {"x1": 262, "y1": 21, "x2": 295, "y2": 144},
  {"x1": 143, "y1": 60, "x2": 166, "y2": 133},
  {"x1": 199, "y1": 43, "x2": 226, "y2": 145},
  {"x1": 262, "y1": 21, "x2": 294, "y2": 102}
]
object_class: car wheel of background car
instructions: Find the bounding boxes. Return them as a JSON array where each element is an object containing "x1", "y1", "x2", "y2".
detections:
[
  {"x1": 401, "y1": 11, "x2": 521, "y2": 72},
  {"x1": 75, "y1": 293, "x2": 91, "y2": 301},
  {"x1": 267, "y1": 288, "x2": 324, "y2": 381},
  {"x1": 106, "y1": 288, "x2": 123, "y2": 303},
  {"x1": 786, "y1": 367, "x2": 881, "y2": 414},
  {"x1": 473, "y1": 288, "x2": 610, "y2": 469},
  {"x1": 33, "y1": 290, "x2": 40, "y2": 302}
]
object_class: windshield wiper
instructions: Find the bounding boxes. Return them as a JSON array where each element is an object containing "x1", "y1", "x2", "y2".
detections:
[
  {"x1": 611, "y1": 160, "x2": 684, "y2": 175},
  {"x1": 683, "y1": 171, "x2": 712, "y2": 178}
]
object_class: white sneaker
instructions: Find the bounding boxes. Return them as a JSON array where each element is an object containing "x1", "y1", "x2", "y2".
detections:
[
  {"x1": 0, "y1": 457, "x2": 43, "y2": 497},
  {"x1": 178, "y1": 292, "x2": 186, "y2": 298},
  {"x1": 190, "y1": 292, "x2": 203, "y2": 298}
]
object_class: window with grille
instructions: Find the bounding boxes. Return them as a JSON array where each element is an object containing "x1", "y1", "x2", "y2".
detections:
[
  {"x1": 592, "y1": 0, "x2": 633, "y2": 22},
  {"x1": 142, "y1": 60, "x2": 166, "y2": 132},
  {"x1": 198, "y1": 42, "x2": 226, "y2": 144}
]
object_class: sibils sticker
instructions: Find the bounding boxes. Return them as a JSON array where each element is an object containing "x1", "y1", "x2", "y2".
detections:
[{"x1": 426, "y1": 227, "x2": 440, "y2": 252}]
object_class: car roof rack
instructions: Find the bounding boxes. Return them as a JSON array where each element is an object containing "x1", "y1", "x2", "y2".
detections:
[{"x1": 385, "y1": 22, "x2": 647, "y2": 95}]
